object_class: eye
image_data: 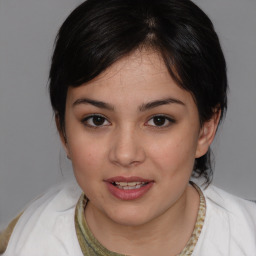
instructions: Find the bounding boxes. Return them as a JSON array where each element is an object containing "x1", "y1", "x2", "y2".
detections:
[
  {"x1": 146, "y1": 115, "x2": 175, "y2": 128},
  {"x1": 82, "y1": 114, "x2": 110, "y2": 127}
]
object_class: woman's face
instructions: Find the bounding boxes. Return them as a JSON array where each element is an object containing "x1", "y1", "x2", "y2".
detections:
[{"x1": 62, "y1": 50, "x2": 215, "y2": 226}]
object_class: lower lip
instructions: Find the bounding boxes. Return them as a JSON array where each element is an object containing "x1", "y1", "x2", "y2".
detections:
[{"x1": 105, "y1": 182, "x2": 154, "y2": 201}]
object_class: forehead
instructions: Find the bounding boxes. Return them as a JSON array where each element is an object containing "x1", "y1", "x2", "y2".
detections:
[
  {"x1": 86, "y1": 50, "x2": 169, "y2": 87},
  {"x1": 67, "y1": 49, "x2": 195, "y2": 108}
]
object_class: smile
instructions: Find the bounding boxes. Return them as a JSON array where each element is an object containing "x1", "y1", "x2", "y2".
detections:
[
  {"x1": 112, "y1": 181, "x2": 148, "y2": 190},
  {"x1": 105, "y1": 177, "x2": 154, "y2": 200}
]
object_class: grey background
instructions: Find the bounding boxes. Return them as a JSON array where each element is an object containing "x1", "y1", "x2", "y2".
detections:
[{"x1": 0, "y1": 0, "x2": 255, "y2": 229}]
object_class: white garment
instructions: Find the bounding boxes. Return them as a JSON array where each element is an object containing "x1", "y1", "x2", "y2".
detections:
[
  {"x1": 193, "y1": 186, "x2": 256, "y2": 255},
  {"x1": 2, "y1": 182, "x2": 84, "y2": 256},
  {"x1": 2, "y1": 182, "x2": 256, "y2": 256}
]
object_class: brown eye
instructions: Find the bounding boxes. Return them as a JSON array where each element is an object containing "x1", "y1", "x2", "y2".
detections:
[
  {"x1": 146, "y1": 115, "x2": 175, "y2": 127},
  {"x1": 82, "y1": 115, "x2": 110, "y2": 127},
  {"x1": 92, "y1": 116, "x2": 105, "y2": 126},
  {"x1": 153, "y1": 116, "x2": 166, "y2": 126}
]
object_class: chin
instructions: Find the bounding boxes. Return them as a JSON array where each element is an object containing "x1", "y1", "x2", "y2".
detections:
[{"x1": 106, "y1": 206, "x2": 155, "y2": 227}]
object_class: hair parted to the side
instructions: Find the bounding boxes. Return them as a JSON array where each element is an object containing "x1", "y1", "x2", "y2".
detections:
[{"x1": 49, "y1": 0, "x2": 228, "y2": 185}]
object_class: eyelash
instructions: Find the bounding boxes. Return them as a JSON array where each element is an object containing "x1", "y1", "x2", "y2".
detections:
[
  {"x1": 145, "y1": 115, "x2": 176, "y2": 128},
  {"x1": 81, "y1": 114, "x2": 176, "y2": 129},
  {"x1": 81, "y1": 114, "x2": 111, "y2": 128}
]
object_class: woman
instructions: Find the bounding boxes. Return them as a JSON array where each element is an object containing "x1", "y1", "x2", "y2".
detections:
[{"x1": 1, "y1": 0, "x2": 255, "y2": 255}]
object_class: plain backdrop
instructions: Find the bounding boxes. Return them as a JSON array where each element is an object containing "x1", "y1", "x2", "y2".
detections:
[{"x1": 0, "y1": 0, "x2": 255, "y2": 229}]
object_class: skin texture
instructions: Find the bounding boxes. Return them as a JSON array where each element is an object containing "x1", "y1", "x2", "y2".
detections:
[{"x1": 59, "y1": 49, "x2": 220, "y2": 255}]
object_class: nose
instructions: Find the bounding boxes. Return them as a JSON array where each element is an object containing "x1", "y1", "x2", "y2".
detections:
[{"x1": 108, "y1": 126, "x2": 146, "y2": 167}]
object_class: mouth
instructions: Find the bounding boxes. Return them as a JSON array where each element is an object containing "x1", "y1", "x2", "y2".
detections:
[
  {"x1": 105, "y1": 176, "x2": 154, "y2": 200},
  {"x1": 111, "y1": 181, "x2": 149, "y2": 190}
]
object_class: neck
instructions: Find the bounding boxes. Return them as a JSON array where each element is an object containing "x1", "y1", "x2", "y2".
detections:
[{"x1": 85, "y1": 184, "x2": 199, "y2": 256}]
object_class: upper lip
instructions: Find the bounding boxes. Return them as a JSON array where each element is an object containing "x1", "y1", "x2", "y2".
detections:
[{"x1": 105, "y1": 176, "x2": 153, "y2": 183}]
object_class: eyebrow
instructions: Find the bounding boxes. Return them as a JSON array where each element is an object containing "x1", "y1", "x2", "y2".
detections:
[
  {"x1": 72, "y1": 98, "x2": 115, "y2": 111},
  {"x1": 72, "y1": 97, "x2": 185, "y2": 111},
  {"x1": 139, "y1": 98, "x2": 185, "y2": 111}
]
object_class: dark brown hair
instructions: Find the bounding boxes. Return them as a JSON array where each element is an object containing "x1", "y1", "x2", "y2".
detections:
[{"x1": 49, "y1": 0, "x2": 228, "y2": 184}]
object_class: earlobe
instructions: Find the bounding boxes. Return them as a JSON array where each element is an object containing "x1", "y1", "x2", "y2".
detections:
[{"x1": 195, "y1": 109, "x2": 221, "y2": 158}]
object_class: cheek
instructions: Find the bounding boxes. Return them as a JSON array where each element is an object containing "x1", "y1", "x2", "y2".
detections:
[
  {"x1": 68, "y1": 141, "x2": 105, "y2": 198},
  {"x1": 147, "y1": 130, "x2": 198, "y2": 171},
  {"x1": 68, "y1": 137, "x2": 105, "y2": 175}
]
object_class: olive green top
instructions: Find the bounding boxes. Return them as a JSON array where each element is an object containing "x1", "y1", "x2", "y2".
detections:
[{"x1": 0, "y1": 212, "x2": 23, "y2": 254}]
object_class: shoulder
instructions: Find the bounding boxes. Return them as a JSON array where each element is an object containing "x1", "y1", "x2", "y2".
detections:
[
  {"x1": 1, "y1": 181, "x2": 83, "y2": 256},
  {"x1": 194, "y1": 184, "x2": 256, "y2": 255},
  {"x1": 204, "y1": 185, "x2": 256, "y2": 225}
]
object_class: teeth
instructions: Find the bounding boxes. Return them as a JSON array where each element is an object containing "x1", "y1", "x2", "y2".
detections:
[
  {"x1": 127, "y1": 182, "x2": 137, "y2": 186},
  {"x1": 113, "y1": 181, "x2": 148, "y2": 190},
  {"x1": 115, "y1": 182, "x2": 138, "y2": 186},
  {"x1": 117, "y1": 182, "x2": 129, "y2": 186}
]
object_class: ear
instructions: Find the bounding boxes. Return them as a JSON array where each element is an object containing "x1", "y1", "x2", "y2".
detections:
[
  {"x1": 55, "y1": 114, "x2": 71, "y2": 159},
  {"x1": 195, "y1": 109, "x2": 221, "y2": 158}
]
